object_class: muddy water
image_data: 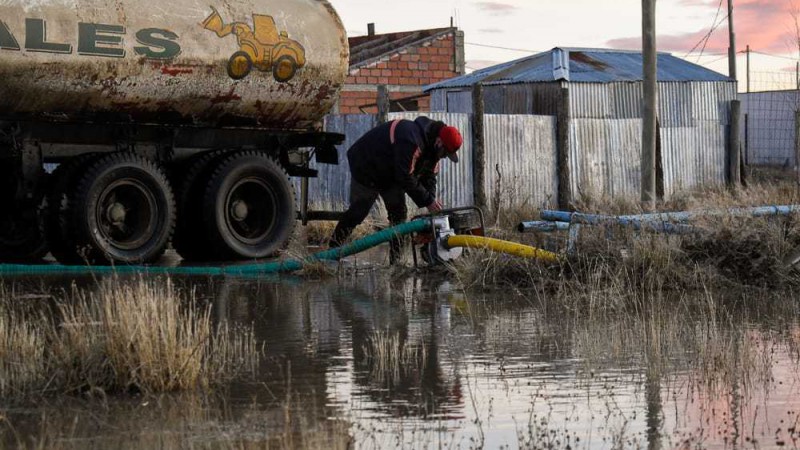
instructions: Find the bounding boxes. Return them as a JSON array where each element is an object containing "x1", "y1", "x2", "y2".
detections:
[{"x1": 2, "y1": 273, "x2": 800, "y2": 449}]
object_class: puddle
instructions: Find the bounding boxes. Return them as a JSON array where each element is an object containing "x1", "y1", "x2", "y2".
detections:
[{"x1": 1, "y1": 273, "x2": 799, "y2": 449}]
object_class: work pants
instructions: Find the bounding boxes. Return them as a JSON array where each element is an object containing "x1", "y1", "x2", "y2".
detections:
[{"x1": 330, "y1": 178, "x2": 408, "y2": 264}]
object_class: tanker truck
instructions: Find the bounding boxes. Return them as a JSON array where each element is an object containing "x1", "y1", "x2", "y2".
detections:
[{"x1": 0, "y1": 0, "x2": 349, "y2": 264}]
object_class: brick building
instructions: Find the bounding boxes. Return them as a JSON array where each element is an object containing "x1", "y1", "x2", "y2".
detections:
[{"x1": 337, "y1": 24, "x2": 466, "y2": 114}]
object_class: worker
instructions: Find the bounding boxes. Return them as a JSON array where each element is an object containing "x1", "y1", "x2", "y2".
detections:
[{"x1": 329, "y1": 116, "x2": 463, "y2": 263}]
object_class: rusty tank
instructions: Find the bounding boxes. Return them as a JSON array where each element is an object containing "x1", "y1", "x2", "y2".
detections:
[{"x1": 0, "y1": 0, "x2": 349, "y2": 130}]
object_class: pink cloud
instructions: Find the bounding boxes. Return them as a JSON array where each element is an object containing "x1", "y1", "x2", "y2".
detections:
[
  {"x1": 607, "y1": 0, "x2": 797, "y2": 55},
  {"x1": 473, "y1": 2, "x2": 519, "y2": 16}
]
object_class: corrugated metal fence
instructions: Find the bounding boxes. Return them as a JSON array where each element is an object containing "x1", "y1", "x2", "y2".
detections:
[
  {"x1": 569, "y1": 119, "x2": 642, "y2": 199},
  {"x1": 305, "y1": 113, "x2": 559, "y2": 211},
  {"x1": 484, "y1": 114, "x2": 558, "y2": 209},
  {"x1": 307, "y1": 108, "x2": 730, "y2": 212}
]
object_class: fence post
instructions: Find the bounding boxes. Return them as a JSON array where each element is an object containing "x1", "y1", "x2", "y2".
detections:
[
  {"x1": 377, "y1": 85, "x2": 390, "y2": 124},
  {"x1": 795, "y1": 111, "x2": 800, "y2": 185},
  {"x1": 656, "y1": 119, "x2": 664, "y2": 199},
  {"x1": 728, "y1": 100, "x2": 742, "y2": 187},
  {"x1": 557, "y1": 87, "x2": 572, "y2": 210},
  {"x1": 472, "y1": 84, "x2": 487, "y2": 210},
  {"x1": 744, "y1": 113, "x2": 749, "y2": 165}
]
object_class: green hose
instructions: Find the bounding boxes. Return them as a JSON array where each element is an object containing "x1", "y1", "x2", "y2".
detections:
[{"x1": 0, "y1": 219, "x2": 432, "y2": 276}]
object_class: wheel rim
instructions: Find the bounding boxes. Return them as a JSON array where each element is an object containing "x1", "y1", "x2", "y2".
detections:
[
  {"x1": 275, "y1": 58, "x2": 295, "y2": 81},
  {"x1": 95, "y1": 179, "x2": 158, "y2": 251},
  {"x1": 229, "y1": 55, "x2": 251, "y2": 79},
  {"x1": 224, "y1": 177, "x2": 278, "y2": 246}
]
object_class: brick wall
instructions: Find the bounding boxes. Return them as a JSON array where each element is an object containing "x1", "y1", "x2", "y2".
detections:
[{"x1": 338, "y1": 33, "x2": 460, "y2": 114}]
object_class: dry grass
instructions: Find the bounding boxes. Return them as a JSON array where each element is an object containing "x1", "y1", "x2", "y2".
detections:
[
  {"x1": 0, "y1": 290, "x2": 48, "y2": 397},
  {"x1": 452, "y1": 168, "x2": 800, "y2": 292},
  {"x1": 0, "y1": 278, "x2": 261, "y2": 399},
  {"x1": 301, "y1": 201, "x2": 397, "y2": 246},
  {"x1": 363, "y1": 330, "x2": 428, "y2": 387}
]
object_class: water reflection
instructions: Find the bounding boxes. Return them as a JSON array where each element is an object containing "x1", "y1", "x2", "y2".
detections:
[{"x1": 0, "y1": 273, "x2": 799, "y2": 449}]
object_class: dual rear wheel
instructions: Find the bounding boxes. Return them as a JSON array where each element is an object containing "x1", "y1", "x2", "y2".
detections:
[
  {"x1": 0, "y1": 151, "x2": 296, "y2": 265},
  {"x1": 45, "y1": 153, "x2": 175, "y2": 265},
  {"x1": 178, "y1": 151, "x2": 296, "y2": 261}
]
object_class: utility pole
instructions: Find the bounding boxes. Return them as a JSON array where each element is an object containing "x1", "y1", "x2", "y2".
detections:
[
  {"x1": 746, "y1": 45, "x2": 750, "y2": 93},
  {"x1": 642, "y1": 0, "x2": 657, "y2": 210},
  {"x1": 728, "y1": 0, "x2": 737, "y2": 81}
]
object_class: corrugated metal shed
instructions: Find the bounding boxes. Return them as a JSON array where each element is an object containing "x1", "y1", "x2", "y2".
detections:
[
  {"x1": 431, "y1": 83, "x2": 564, "y2": 115},
  {"x1": 426, "y1": 48, "x2": 735, "y2": 202},
  {"x1": 426, "y1": 47, "x2": 731, "y2": 91}
]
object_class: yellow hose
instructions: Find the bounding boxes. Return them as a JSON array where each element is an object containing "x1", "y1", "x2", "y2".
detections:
[{"x1": 445, "y1": 235, "x2": 563, "y2": 263}]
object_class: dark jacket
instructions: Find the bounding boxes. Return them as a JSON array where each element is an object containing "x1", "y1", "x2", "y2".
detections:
[{"x1": 347, "y1": 116, "x2": 441, "y2": 208}]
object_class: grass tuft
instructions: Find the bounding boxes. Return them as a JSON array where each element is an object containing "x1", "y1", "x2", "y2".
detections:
[{"x1": 0, "y1": 278, "x2": 260, "y2": 399}]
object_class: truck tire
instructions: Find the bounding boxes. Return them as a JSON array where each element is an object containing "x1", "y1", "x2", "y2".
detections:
[
  {"x1": 0, "y1": 203, "x2": 48, "y2": 263},
  {"x1": 44, "y1": 154, "x2": 99, "y2": 264},
  {"x1": 172, "y1": 150, "x2": 229, "y2": 261},
  {"x1": 0, "y1": 162, "x2": 47, "y2": 262},
  {"x1": 202, "y1": 152, "x2": 296, "y2": 260},
  {"x1": 70, "y1": 153, "x2": 175, "y2": 264}
]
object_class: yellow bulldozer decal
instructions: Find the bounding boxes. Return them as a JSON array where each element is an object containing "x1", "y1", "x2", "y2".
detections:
[{"x1": 202, "y1": 7, "x2": 306, "y2": 82}]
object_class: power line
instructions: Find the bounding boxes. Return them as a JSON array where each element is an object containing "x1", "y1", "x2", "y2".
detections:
[
  {"x1": 700, "y1": 54, "x2": 730, "y2": 65},
  {"x1": 689, "y1": 52, "x2": 728, "y2": 57},
  {"x1": 684, "y1": 0, "x2": 727, "y2": 61},
  {"x1": 750, "y1": 50, "x2": 799, "y2": 61},
  {"x1": 465, "y1": 42, "x2": 541, "y2": 53}
]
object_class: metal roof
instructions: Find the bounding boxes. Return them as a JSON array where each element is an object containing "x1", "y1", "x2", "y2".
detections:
[{"x1": 425, "y1": 47, "x2": 732, "y2": 91}]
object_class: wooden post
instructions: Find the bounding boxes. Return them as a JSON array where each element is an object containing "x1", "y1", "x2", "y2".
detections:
[
  {"x1": 641, "y1": 0, "x2": 657, "y2": 210},
  {"x1": 377, "y1": 85, "x2": 390, "y2": 124},
  {"x1": 728, "y1": 0, "x2": 737, "y2": 81},
  {"x1": 729, "y1": 100, "x2": 742, "y2": 187},
  {"x1": 746, "y1": 45, "x2": 750, "y2": 93},
  {"x1": 472, "y1": 84, "x2": 487, "y2": 210},
  {"x1": 557, "y1": 87, "x2": 572, "y2": 210},
  {"x1": 656, "y1": 119, "x2": 664, "y2": 200}
]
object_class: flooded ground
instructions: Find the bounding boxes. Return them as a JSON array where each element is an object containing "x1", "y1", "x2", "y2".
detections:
[{"x1": 1, "y1": 271, "x2": 800, "y2": 449}]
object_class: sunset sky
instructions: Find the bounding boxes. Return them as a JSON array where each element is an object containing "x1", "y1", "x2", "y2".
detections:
[{"x1": 329, "y1": 0, "x2": 800, "y2": 90}]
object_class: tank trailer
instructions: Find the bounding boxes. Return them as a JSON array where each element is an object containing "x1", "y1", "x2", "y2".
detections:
[{"x1": 0, "y1": 0, "x2": 349, "y2": 264}]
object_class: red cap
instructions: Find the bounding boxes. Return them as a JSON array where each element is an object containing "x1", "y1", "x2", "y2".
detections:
[{"x1": 439, "y1": 126, "x2": 463, "y2": 163}]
